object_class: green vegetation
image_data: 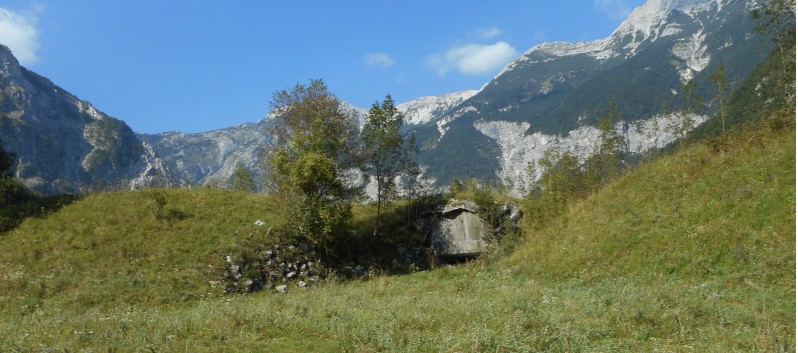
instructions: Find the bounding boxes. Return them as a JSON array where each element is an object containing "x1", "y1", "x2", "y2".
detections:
[
  {"x1": 265, "y1": 79, "x2": 362, "y2": 252},
  {"x1": 229, "y1": 163, "x2": 257, "y2": 192},
  {"x1": 362, "y1": 95, "x2": 418, "y2": 237},
  {"x1": 670, "y1": 79, "x2": 703, "y2": 148},
  {"x1": 82, "y1": 117, "x2": 145, "y2": 173},
  {"x1": 709, "y1": 63, "x2": 729, "y2": 133},
  {"x1": 0, "y1": 117, "x2": 792, "y2": 351},
  {"x1": 0, "y1": 188, "x2": 280, "y2": 310},
  {"x1": 0, "y1": 141, "x2": 77, "y2": 232},
  {"x1": 0, "y1": 6, "x2": 793, "y2": 350}
]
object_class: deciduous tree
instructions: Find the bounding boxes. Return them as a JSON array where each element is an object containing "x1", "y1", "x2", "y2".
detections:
[
  {"x1": 362, "y1": 95, "x2": 417, "y2": 236},
  {"x1": 230, "y1": 163, "x2": 256, "y2": 192},
  {"x1": 264, "y1": 79, "x2": 362, "y2": 251},
  {"x1": 670, "y1": 79, "x2": 703, "y2": 148},
  {"x1": 752, "y1": 0, "x2": 796, "y2": 106}
]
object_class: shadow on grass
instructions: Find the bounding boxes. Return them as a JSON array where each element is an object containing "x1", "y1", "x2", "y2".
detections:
[
  {"x1": 0, "y1": 193, "x2": 81, "y2": 233},
  {"x1": 329, "y1": 194, "x2": 447, "y2": 274}
]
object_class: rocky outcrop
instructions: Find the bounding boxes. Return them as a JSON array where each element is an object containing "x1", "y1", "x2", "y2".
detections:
[
  {"x1": 139, "y1": 121, "x2": 272, "y2": 189},
  {"x1": 474, "y1": 113, "x2": 708, "y2": 195}
]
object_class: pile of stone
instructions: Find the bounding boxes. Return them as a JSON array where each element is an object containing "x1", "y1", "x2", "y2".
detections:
[{"x1": 222, "y1": 241, "x2": 327, "y2": 294}]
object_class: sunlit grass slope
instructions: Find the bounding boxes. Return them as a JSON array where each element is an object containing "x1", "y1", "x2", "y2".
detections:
[
  {"x1": 0, "y1": 188, "x2": 280, "y2": 311},
  {"x1": 0, "y1": 125, "x2": 794, "y2": 352}
]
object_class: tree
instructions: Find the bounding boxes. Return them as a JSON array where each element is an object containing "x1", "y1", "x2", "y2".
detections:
[
  {"x1": 536, "y1": 148, "x2": 584, "y2": 217},
  {"x1": 230, "y1": 163, "x2": 256, "y2": 192},
  {"x1": 586, "y1": 101, "x2": 625, "y2": 190},
  {"x1": 525, "y1": 147, "x2": 587, "y2": 226},
  {"x1": 710, "y1": 64, "x2": 728, "y2": 133},
  {"x1": 451, "y1": 177, "x2": 464, "y2": 193},
  {"x1": 0, "y1": 142, "x2": 14, "y2": 177},
  {"x1": 671, "y1": 79, "x2": 703, "y2": 148},
  {"x1": 752, "y1": 0, "x2": 796, "y2": 113},
  {"x1": 361, "y1": 95, "x2": 417, "y2": 236},
  {"x1": 752, "y1": 2, "x2": 796, "y2": 83},
  {"x1": 0, "y1": 141, "x2": 19, "y2": 206},
  {"x1": 265, "y1": 79, "x2": 362, "y2": 251}
]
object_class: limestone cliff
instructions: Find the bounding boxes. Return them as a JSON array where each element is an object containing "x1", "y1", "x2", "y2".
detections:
[{"x1": 0, "y1": 45, "x2": 173, "y2": 194}]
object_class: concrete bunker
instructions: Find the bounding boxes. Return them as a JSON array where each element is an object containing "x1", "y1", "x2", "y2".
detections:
[{"x1": 426, "y1": 200, "x2": 488, "y2": 258}]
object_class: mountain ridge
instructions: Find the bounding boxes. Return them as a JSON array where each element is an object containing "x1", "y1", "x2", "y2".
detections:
[
  {"x1": 0, "y1": 0, "x2": 770, "y2": 194},
  {"x1": 408, "y1": 0, "x2": 765, "y2": 189},
  {"x1": 0, "y1": 44, "x2": 173, "y2": 194}
]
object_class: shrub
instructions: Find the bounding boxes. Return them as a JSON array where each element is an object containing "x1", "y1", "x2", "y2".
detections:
[{"x1": 143, "y1": 189, "x2": 168, "y2": 221}]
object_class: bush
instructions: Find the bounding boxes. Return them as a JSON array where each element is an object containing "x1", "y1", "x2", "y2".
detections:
[{"x1": 143, "y1": 189, "x2": 168, "y2": 221}]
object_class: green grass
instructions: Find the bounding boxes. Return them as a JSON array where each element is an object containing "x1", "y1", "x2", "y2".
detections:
[
  {"x1": 0, "y1": 188, "x2": 281, "y2": 311},
  {"x1": 0, "y1": 125, "x2": 794, "y2": 352}
]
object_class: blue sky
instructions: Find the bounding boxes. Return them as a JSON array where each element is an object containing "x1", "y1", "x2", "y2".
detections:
[{"x1": 0, "y1": 1, "x2": 646, "y2": 134}]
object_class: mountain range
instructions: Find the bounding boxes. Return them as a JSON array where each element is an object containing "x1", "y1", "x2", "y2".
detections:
[
  {"x1": 0, "y1": 45, "x2": 171, "y2": 195},
  {"x1": 0, "y1": 0, "x2": 769, "y2": 195}
]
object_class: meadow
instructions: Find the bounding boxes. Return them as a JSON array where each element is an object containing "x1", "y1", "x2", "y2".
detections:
[{"x1": 0, "y1": 123, "x2": 794, "y2": 352}]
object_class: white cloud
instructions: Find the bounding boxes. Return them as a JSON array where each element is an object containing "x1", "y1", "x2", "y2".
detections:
[
  {"x1": 426, "y1": 41, "x2": 518, "y2": 76},
  {"x1": 472, "y1": 27, "x2": 503, "y2": 39},
  {"x1": 364, "y1": 52, "x2": 395, "y2": 69},
  {"x1": 0, "y1": 7, "x2": 40, "y2": 65},
  {"x1": 594, "y1": 0, "x2": 633, "y2": 22}
]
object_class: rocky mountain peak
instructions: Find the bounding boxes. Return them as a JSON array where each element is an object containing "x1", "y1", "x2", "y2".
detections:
[
  {"x1": 0, "y1": 44, "x2": 22, "y2": 78},
  {"x1": 1, "y1": 0, "x2": 765, "y2": 196},
  {"x1": 398, "y1": 90, "x2": 478, "y2": 125},
  {"x1": 0, "y1": 47, "x2": 174, "y2": 194},
  {"x1": 408, "y1": 0, "x2": 764, "y2": 193}
]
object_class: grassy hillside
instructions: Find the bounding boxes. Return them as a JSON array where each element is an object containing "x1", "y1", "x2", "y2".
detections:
[
  {"x1": 0, "y1": 120, "x2": 792, "y2": 351},
  {"x1": 0, "y1": 188, "x2": 281, "y2": 311}
]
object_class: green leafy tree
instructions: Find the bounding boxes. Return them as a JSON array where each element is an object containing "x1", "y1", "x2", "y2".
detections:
[
  {"x1": 451, "y1": 177, "x2": 464, "y2": 194},
  {"x1": 536, "y1": 148, "x2": 586, "y2": 217},
  {"x1": 230, "y1": 163, "x2": 257, "y2": 192},
  {"x1": 265, "y1": 79, "x2": 362, "y2": 252},
  {"x1": 362, "y1": 95, "x2": 417, "y2": 236}
]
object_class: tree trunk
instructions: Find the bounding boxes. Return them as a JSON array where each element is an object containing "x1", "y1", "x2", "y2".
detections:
[{"x1": 374, "y1": 179, "x2": 382, "y2": 237}]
